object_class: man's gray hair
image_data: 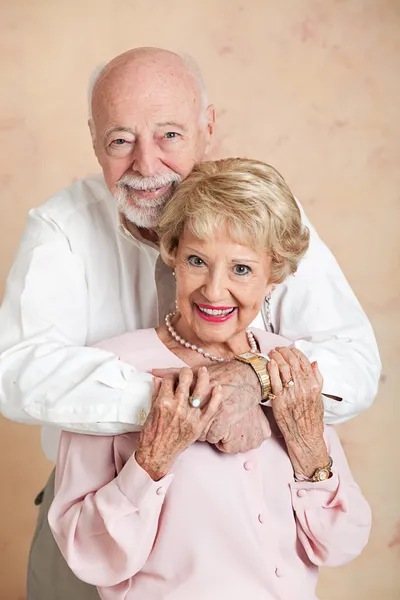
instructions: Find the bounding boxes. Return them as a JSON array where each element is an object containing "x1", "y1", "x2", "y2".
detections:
[{"x1": 87, "y1": 52, "x2": 209, "y2": 121}]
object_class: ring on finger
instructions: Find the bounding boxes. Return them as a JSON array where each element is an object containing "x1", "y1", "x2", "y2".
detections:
[
  {"x1": 283, "y1": 379, "x2": 295, "y2": 389},
  {"x1": 267, "y1": 393, "x2": 277, "y2": 401},
  {"x1": 188, "y1": 396, "x2": 201, "y2": 408}
]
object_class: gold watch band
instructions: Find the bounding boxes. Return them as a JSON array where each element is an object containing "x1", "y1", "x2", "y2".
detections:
[{"x1": 234, "y1": 353, "x2": 271, "y2": 400}]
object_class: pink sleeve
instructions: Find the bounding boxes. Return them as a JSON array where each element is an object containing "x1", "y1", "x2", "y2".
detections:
[
  {"x1": 48, "y1": 432, "x2": 173, "y2": 587},
  {"x1": 290, "y1": 426, "x2": 371, "y2": 567}
]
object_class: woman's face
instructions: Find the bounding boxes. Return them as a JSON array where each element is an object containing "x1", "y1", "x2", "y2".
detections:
[{"x1": 173, "y1": 225, "x2": 274, "y2": 346}]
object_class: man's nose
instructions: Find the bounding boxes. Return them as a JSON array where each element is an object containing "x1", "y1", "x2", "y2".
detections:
[{"x1": 131, "y1": 138, "x2": 161, "y2": 177}]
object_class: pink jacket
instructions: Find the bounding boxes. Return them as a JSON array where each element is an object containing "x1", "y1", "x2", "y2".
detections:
[{"x1": 49, "y1": 328, "x2": 371, "y2": 600}]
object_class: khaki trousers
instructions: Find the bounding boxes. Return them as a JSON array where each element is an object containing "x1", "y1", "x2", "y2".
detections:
[{"x1": 27, "y1": 469, "x2": 100, "y2": 600}]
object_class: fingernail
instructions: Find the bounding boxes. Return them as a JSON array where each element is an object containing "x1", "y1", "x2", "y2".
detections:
[
  {"x1": 199, "y1": 366, "x2": 208, "y2": 373},
  {"x1": 217, "y1": 384, "x2": 223, "y2": 391}
]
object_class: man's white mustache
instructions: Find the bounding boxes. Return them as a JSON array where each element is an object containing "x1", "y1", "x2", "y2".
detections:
[{"x1": 117, "y1": 173, "x2": 181, "y2": 191}]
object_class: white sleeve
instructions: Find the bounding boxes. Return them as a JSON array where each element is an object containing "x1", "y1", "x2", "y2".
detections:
[
  {"x1": 271, "y1": 202, "x2": 381, "y2": 424},
  {"x1": 0, "y1": 210, "x2": 153, "y2": 434}
]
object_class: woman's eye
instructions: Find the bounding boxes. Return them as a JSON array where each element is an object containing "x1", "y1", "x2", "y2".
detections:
[
  {"x1": 187, "y1": 255, "x2": 205, "y2": 267},
  {"x1": 233, "y1": 264, "x2": 251, "y2": 276},
  {"x1": 164, "y1": 132, "x2": 179, "y2": 139}
]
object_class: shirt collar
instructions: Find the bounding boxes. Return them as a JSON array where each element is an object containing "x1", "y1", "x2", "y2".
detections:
[{"x1": 118, "y1": 213, "x2": 159, "y2": 251}]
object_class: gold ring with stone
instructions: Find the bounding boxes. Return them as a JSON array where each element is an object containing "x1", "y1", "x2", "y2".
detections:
[{"x1": 283, "y1": 380, "x2": 295, "y2": 389}]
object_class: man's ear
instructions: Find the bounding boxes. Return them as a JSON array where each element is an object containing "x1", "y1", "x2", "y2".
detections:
[
  {"x1": 88, "y1": 119, "x2": 101, "y2": 164},
  {"x1": 88, "y1": 119, "x2": 97, "y2": 148},
  {"x1": 204, "y1": 104, "x2": 216, "y2": 154},
  {"x1": 206, "y1": 104, "x2": 216, "y2": 137}
]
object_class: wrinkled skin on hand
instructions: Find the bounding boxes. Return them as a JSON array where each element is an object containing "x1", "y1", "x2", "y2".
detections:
[
  {"x1": 136, "y1": 367, "x2": 222, "y2": 480},
  {"x1": 153, "y1": 360, "x2": 269, "y2": 453},
  {"x1": 268, "y1": 347, "x2": 329, "y2": 478},
  {"x1": 215, "y1": 405, "x2": 271, "y2": 454},
  {"x1": 201, "y1": 360, "x2": 267, "y2": 445}
]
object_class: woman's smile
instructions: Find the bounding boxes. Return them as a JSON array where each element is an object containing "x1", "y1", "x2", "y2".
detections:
[{"x1": 195, "y1": 303, "x2": 237, "y2": 323}]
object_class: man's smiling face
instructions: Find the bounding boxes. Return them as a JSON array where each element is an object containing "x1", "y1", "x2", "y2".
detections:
[{"x1": 90, "y1": 49, "x2": 215, "y2": 229}]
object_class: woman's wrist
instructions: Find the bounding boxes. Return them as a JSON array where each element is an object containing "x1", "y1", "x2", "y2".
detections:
[
  {"x1": 285, "y1": 438, "x2": 329, "y2": 479},
  {"x1": 135, "y1": 448, "x2": 172, "y2": 482}
]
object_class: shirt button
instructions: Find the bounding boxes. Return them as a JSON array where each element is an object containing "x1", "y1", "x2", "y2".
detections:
[
  {"x1": 156, "y1": 487, "x2": 166, "y2": 496},
  {"x1": 275, "y1": 567, "x2": 283, "y2": 578},
  {"x1": 297, "y1": 489, "x2": 307, "y2": 498},
  {"x1": 258, "y1": 514, "x2": 264, "y2": 524},
  {"x1": 137, "y1": 409, "x2": 148, "y2": 425},
  {"x1": 243, "y1": 461, "x2": 254, "y2": 471}
]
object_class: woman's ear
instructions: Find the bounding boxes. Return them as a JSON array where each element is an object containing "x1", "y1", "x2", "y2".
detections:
[{"x1": 265, "y1": 283, "x2": 275, "y2": 297}]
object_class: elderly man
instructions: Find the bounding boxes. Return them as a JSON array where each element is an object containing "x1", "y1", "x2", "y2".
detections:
[{"x1": 0, "y1": 47, "x2": 380, "y2": 600}]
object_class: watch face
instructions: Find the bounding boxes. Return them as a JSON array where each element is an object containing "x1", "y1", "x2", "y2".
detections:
[
  {"x1": 240, "y1": 353, "x2": 255, "y2": 359},
  {"x1": 317, "y1": 468, "x2": 330, "y2": 481}
]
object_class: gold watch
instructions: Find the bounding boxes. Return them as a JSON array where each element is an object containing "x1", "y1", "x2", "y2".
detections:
[
  {"x1": 234, "y1": 352, "x2": 271, "y2": 400},
  {"x1": 311, "y1": 456, "x2": 333, "y2": 482}
]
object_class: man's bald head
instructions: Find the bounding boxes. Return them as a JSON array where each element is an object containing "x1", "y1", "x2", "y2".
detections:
[
  {"x1": 87, "y1": 47, "x2": 215, "y2": 231},
  {"x1": 89, "y1": 48, "x2": 208, "y2": 130}
]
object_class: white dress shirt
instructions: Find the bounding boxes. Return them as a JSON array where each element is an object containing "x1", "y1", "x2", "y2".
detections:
[{"x1": 0, "y1": 175, "x2": 381, "y2": 462}]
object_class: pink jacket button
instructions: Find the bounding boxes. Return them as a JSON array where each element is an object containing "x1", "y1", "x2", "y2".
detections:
[
  {"x1": 156, "y1": 487, "x2": 166, "y2": 496},
  {"x1": 275, "y1": 567, "x2": 283, "y2": 578},
  {"x1": 297, "y1": 489, "x2": 307, "y2": 498},
  {"x1": 258, "y1": 514, "x2": 264, "y2": 524},
  {"x1": 243, "y1": 461, "x2": 254, "y2": 471}
]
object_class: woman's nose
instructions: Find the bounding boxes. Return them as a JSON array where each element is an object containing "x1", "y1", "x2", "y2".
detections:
[{"x1": 202, "y1": 272, "x2": 228, "y2": 302}]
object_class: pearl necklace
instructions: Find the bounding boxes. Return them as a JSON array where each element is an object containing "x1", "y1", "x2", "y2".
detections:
[{"x1": 165, "y1": 312, "x2": 258, "y2": 363}]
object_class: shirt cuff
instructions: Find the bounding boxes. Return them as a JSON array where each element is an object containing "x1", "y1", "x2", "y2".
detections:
[
  {"x1": 290, "y1": 472, "x2": 344, "y2": 510},
  {"x1": 116, "y1": 453, "x2": 173, "y2": 507},
  {"x1": 118, "y1": 369, "x2": 154, "y2": 427}
]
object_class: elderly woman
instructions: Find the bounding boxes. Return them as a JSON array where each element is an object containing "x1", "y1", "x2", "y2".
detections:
[{"x1": 49, "y1": 158, "x2": 371, "y2": 600}]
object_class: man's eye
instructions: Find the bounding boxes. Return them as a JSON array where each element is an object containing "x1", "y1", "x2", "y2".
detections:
[
  {"x1": 233, "y1": 264, "x2": 251, "y2": 276},
  {"x1": 188, "y1": 255, "x2": 205, "y2": 267},
  {"x1": 164, "y1": 132, "x2": 179, "y2": 139},
  {"x1": 111, "y1": 139, "x2": 127, "y2": 146}
]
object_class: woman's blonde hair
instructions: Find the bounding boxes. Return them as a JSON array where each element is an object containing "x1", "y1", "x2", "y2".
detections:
[{"x1": 158, "y1": 158, "x2": 310, "y2": 283}]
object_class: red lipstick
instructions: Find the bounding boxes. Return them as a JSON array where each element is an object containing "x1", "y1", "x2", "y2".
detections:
[{"x1": 195, "y1": 304, "x2": 237, "y2": 323}]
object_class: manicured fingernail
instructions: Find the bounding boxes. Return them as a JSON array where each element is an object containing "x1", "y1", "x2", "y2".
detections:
[
  {"x1": 199, "y1": 366, "x2": 208, "y2": 373},
  {"x1": 217, "y1": 384, "x2": 222, "y2": 391}
]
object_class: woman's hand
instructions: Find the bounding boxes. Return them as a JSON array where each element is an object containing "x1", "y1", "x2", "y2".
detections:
[
  {"x1": 136, "y1": 367, "x2": 221, "y2": 481},
  {"x1": 268, "y1": 347, "x2": 329, "y2": 479},
  {"x1": 153, "y1": 360, "x2": 265, "y2": 447}
]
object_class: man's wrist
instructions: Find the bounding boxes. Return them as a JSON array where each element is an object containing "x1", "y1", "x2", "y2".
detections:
[{"x1": 234, "y1": 353, "x2": 271, "y2": 400}]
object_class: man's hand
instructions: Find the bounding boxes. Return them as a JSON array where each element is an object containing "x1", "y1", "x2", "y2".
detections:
[
  {"x1": 215, "y1": 405, "x2": 271, "y2": 453},
  {"x1": 198, "y1": 360, "x2": 263, "y2": 444}
]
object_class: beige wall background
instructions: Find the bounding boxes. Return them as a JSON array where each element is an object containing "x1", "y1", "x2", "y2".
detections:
[{"x1": 0, "y1": 1, "x2": 399, "y2": 598}]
